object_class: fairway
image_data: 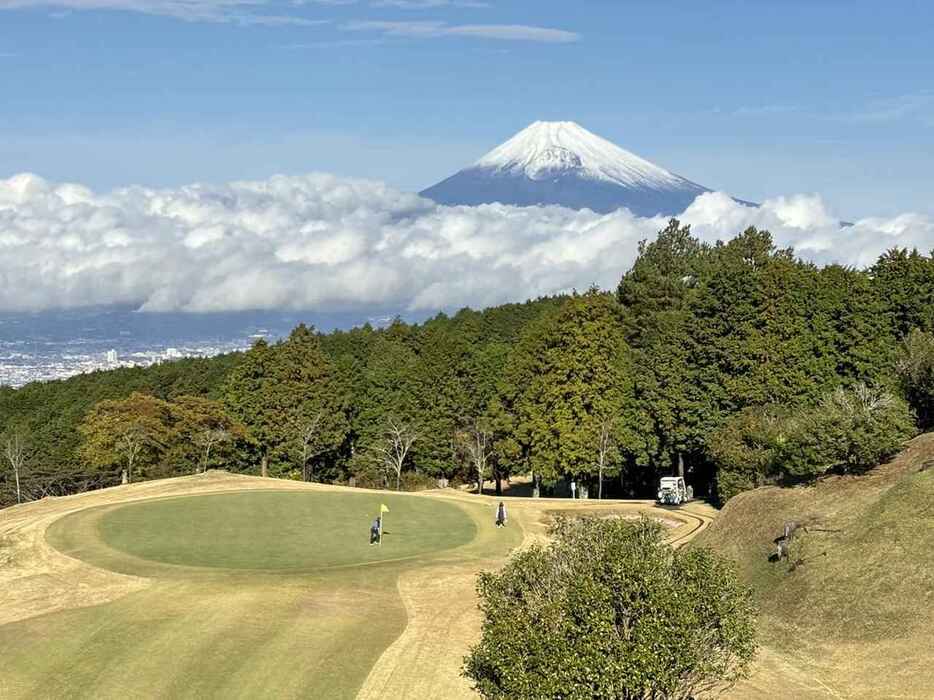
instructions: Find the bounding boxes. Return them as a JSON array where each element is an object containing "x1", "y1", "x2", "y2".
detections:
[
  {"x1": 1, "y1": 479, "x2": 522, "y2": 700},
  {"x1": 0, "y1": 474, "x2": 707, "y2": 699},
  {"x1": 53, "y1": 490, "x2": 476, "y2": 572}
]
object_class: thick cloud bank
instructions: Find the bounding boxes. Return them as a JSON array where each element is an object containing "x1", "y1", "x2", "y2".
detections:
[{"x1": 0, "y1": 172, "x2": 931, "y2": 313}]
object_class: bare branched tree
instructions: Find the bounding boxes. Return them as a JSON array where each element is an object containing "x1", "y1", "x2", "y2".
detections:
[
  {"x1": 457, "y1": 420, "x2": 493, "y2": 495},
  {"x1": 3, "y1": 431, "x2": 28, "y2": 504},
  {"x1": 373, "y1": 418, "x2": 418, "y2": 491},
  {"x1": 117, "y1": 426, "x2": 148, "y2": 484},
  {"x1": 297, "y1": 412, "x2": 327, "y2": 482},
  {"x1": 193, "y1": 428, "x2": 231, "y2": 474},
  {"x1": 595, "y1": 418, "x2": 616, "y2": 500}
]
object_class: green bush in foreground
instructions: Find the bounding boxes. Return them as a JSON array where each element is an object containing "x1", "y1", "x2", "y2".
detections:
[{"x1": 464, "y1": 518, "x2": 757, "y2": 700}]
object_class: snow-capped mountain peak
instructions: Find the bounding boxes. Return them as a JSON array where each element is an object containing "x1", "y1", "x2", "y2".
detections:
[
  {"x1": 420, "y1": 121, "x2": 724, "y2": 217},
  {"x1": 475, "y1": 121, "x2": 687, "y2": 189},
  {"x1": 421, "y1": 122, "x2": 746, "y2": 216}
]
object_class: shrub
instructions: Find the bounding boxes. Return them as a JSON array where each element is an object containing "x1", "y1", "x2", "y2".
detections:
[
  {"x1": 783, "y1": 384, "x2": 916, "y2": 477},
  {"x1": 464, "y1": 517, "x2": 757, "y2": 699},
  {"x1": 709, "y1": 406, "x2": 787, "y2": 502},
  {"x1": 712, "y1": 384, "x2": 916, "y2": 499},
  {"x1": 398, "y1": 471, "x2": 438, "y2": 492},
  {"x1": 897, "y1": 329, "x2": 934, "y2": 430}
]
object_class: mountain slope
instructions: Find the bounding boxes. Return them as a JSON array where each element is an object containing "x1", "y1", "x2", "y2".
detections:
[
  {"x1": 421, "y1": 121, "x2": 713, "y2": 216},
  {"x1": 695, "y1": 433, "x2": 934, "y2": 699}
]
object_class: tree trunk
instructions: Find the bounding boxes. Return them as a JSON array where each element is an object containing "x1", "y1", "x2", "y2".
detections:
[
  {"x1": 677, "y1": 452, "x2": 685, "y2": 478},
  {"x1": 121, "y1": 469, "x2": 128, "y2": 485},
  {"x1": 395, "y1": 470, "x2": 401, "y2": 492},
  {"x1": 495, "y1": 473, "x2": 503, "y2": 497},
  {"x1": 478, "y1": 474, "x2": 484, "y2": 496},
  {"x1": 598, "y1": 465, "x2": 604, "y2": 500},
  {"x1": 532, "y1": 473, "x2": 540, "y2": 499},
  {"x1": 14, "y1": 466, "x2": 21, "y2": 504},
  {"x1": 261, "y1": 454, "x2": 268, "y2": 478}
]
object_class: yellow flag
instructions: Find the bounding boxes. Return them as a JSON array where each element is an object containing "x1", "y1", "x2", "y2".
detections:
[{"x1": 380, "y1": 503, "x2": 390, "y2": 514}]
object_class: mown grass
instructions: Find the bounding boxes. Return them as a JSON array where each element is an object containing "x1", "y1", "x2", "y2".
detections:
[
  {"x1": 95, "y1": 490, "x2": 476, "y2": 571},
  {"x1": 0, "y1": 489, "x2": 503, "y2": 700}
]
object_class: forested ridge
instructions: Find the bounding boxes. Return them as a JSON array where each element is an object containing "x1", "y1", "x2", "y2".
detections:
[{"x1": 2, "y1": 220, "x2": 933, "y2": 509}]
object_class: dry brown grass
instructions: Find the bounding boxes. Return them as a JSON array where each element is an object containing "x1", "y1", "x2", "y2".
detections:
[
  {"x1": 699, "y1": 433, "x2": 934, "y2": 700},
  {"x1": 0, "y1": 471, "x2": 349, "y2": 627},
  {"x1": 356, "y1": 494, "x2": 715, "y2": 700},
  {"x1": 0, "y1": 474, "x2": 714, "y2": 699}
]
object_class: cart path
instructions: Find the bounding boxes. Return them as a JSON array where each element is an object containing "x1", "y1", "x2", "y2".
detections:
[{"x1": 355, "y1": 496, "x2": 717, "y2": 700}]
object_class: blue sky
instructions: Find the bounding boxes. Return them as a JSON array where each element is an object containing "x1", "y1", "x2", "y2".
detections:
[{"x1": 1, "y1": 0, "x2": 932, "y2": 218}]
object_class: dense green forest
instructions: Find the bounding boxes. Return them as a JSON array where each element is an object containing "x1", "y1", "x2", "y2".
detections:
[{"x1": 2, "y1": 221, "x2": 933, "y2": 509}]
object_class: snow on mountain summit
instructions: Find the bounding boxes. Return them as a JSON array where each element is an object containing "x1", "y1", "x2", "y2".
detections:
[
  {"x1": 421, "y1": 121, "x2": 717, "y2": 217},
  {"x1": 475, "y1": 121, "x2": 688, "y2": 190}
]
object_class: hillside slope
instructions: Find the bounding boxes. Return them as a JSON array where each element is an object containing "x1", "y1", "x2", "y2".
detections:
[{"x1": 697, "y1": 433, "x2": 934, "y2": 699}]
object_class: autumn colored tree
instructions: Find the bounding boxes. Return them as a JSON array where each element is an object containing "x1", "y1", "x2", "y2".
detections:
[
  {"x1": 78, "y1": 392, "x2": 175, "y2": 483},
  {"x1": 171, "y1": 395, "x2": 248, "y2": 473}
]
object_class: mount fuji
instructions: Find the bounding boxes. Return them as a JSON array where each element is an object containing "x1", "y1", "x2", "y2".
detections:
[{"x1": 421, "y1": 121, "x2": 736, "y2": 217}]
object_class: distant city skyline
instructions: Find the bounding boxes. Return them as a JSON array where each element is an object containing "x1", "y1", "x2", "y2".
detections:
[{"x1": 1, "y1": 1, "x2": 932, "y2": 218}]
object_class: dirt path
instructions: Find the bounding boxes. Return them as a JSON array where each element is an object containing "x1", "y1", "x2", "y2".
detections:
[{"x1": 355, "y1": 494, "x2": 717, "y2": 700}]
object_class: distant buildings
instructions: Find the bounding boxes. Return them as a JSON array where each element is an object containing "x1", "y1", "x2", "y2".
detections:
[{"x1": 1, "y1": 342, "x2": 250, "y2": 388}]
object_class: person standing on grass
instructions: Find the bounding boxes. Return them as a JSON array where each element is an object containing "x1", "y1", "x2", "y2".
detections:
[
  {"x1": 369, "y1": 516, "x2": 381, "y2": 545},
  {"x1": 495, "y1": 502, "x2": 508, "y2": 528}
]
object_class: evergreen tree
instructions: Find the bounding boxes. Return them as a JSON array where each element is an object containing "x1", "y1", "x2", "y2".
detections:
[
  {"x1": 815, "y1": 264, "x2": 895, "y2": 384},
  {"x1": 354, "y1": 329, "x2": 420, "y2": 480},
  {"x1": 871, "y1": 248, "x2": 934, "y2": 338},
  {"x1": 487, "y1": 305, "x2": 558, "y2": 495},
  {"x1": 693, "y1": 228, "x2": 838, "y2": 417},
  {"x1": 223, "y1": 326, "x2": 346, "y2": 478},
  {"x1": 496, "y1": 290, "x2": 647, "y2": 493},
  {"x1": 617, "y1": 220, "x2": 709, "y2": 486},
  {"x1": 223, "y1": 338, "x2": 279, "y2": 476},
  {"x1": 409, "y1": 319, "x2": 469, "y2": 478}
]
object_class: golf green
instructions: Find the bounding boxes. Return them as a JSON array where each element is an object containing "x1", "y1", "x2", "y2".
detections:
[
  {"x1": 2, "y1": 485, "x2": 520, "y2": 699},
  {"x1": 78, "y1": 490, "x2": 477, "y2": 572}
]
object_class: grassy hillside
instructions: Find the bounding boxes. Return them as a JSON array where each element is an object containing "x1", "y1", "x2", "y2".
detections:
[{"x1": 697, "y1": 433, "x2": 934, "y2": 699}]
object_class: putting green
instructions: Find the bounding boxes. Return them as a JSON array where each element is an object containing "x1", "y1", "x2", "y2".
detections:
[
  {"x1": 1, "y1": 486, "x2": 518, "y2": 699},
  {"x1": 77, "y1": 491, "x2": 476, "y2": 571}
]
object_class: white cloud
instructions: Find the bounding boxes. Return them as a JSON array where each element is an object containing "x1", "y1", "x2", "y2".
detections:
[
  {"x1": 848, "y1": 92, "x2": 934, "y2": 124},
  {"x1": 0, "y1": 172, "x2": 931, "y2": 314},
  {"x1": 0, "y1": 0, "x2": 329, "y2": 25},
  {"x1": 343, "y1": 19, "x2": 579, "y2": 43},
  {"x1": 370, "y1": 0, "x2": 490, "y2": 8}
]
